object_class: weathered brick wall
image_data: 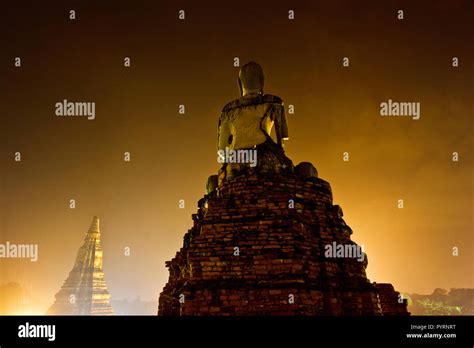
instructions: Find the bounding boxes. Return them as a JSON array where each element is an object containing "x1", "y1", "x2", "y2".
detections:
[
  {"x1": 374, "y1": 283, "x2": 410, "y2": 315},
  {"x1": 158, "y1": 171, "x2": 408, "y2": 316}
]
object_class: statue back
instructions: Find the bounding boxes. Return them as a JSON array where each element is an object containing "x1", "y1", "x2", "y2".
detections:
[{"x1": 218, "y1": 94, "x2": 287, "y2": 151}]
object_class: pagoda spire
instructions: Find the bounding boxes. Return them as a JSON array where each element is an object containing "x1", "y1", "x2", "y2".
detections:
[
  {"x1": 86, "y1": 216, "x2": 100, "y2": 240},
  {"x1": 89, "y1": 216, "x2": 100, "y2": 232},
  {"x1": 47, "y1": 216, "x2": 114, "y2": 315}
]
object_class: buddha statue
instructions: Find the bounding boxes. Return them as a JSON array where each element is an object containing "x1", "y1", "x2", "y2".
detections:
[{"x1": 215, "y1": 61, "x2": 293, "y2": 183}]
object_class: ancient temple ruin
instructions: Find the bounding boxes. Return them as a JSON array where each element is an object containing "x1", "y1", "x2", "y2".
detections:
[
  {"x1": 47, "y1": 216, "x2": 114, "y2": 315},
  {"x1": 158, "y1": 62, "x2": 408, "y2": 316}
]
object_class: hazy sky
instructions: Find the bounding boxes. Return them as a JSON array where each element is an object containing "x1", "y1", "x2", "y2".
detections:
[{"x1": 1, "y1": 0, "x2": 472, "y2": 313}]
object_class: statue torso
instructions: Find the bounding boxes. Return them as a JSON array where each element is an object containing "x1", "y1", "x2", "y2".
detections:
[{"x1": 218, "y1": 94, "x2": 283, "y2": 151}]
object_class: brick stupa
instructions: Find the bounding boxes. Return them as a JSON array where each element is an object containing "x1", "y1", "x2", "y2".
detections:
[
  {"x1": 47, "y1": 216, "x2": 114, "y2": 315},
  {"x1": 158, "y1": 62, "x2": 408, "y2": 316},
  {"x1": 158, "y1": 155, "x2": 408, "y2": 315}
]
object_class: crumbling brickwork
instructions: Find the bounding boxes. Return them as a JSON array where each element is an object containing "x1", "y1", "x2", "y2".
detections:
[
  {"x1": 158, "y1": 170, "x2": 408, "y2": 316},
  {"x1": 374, "y1": 283, "x2": 409, "y2": 315}
]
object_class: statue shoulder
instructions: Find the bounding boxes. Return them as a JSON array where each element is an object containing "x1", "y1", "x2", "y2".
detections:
[
  {"x1": 222, "y1": 94, "x2": 283, "y2": 113},
  {"x1": 221, "y1": 98, "x2": 242, "y2": 113},
  {"x1": 262, "y1": 94, "x2": 283, "y2": 105}
]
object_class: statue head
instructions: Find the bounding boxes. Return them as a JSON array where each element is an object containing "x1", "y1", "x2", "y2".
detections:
[{"x1": 238, "y1": 61, "x2": 265, "y2": 96}]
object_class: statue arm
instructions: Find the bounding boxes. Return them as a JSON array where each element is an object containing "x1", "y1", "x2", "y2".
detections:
[
  {"x1": 280, "y1": 104, "x2": 289, "y2": 140},
  {"x1": 217, "y1": 114, "x2": 223, "y2": 150},
  {"x1": 274, "y1": 104, "x2": 289, "y2": 146},
  {"x1": 217, "y1": 112, "x2": 229, "y2": 151}
]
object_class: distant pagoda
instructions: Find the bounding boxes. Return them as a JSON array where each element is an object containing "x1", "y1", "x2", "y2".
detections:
[{"x1": 47, "y1": 216, "x2": 114, "y2": 315}]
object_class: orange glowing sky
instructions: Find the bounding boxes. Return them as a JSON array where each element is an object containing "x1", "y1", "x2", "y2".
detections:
[{"x1": 1, "y1": 0, "x2": 473, "y2": 313}]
